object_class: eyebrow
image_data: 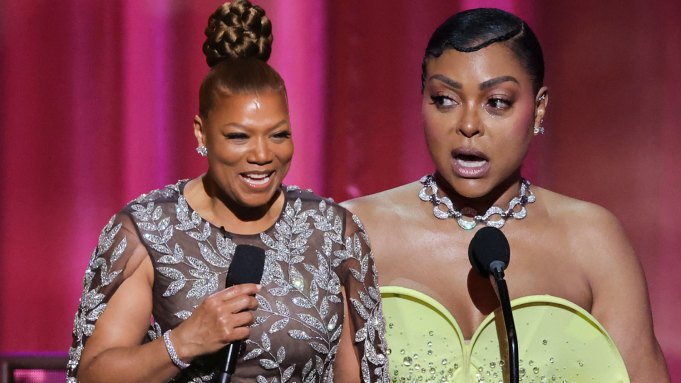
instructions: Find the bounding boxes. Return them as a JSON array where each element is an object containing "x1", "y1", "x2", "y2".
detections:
[
  {"x1": 479, "y1": 76, "x2": 519, "y2": 90},
  {"x1": 224, "y1": 119, "x2": 290, "y2": 131},
  {"x1": 428, "y1": 74, "x2": 519, "y2": 91},
  {"x1": 428, "y1": 74, "x2": 463, "y2": 89}
]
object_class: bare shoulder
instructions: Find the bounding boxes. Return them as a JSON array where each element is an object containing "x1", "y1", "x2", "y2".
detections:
[
  {"x1": 340, "y1": 181, "x2": 427, "y2": 261},
  {"x1": 536, "y1": 190, "x2": 668, "y2": 380},
  {"x1": 537, "y1": 187, "x2": 636, "y2": 269},
  {"x1": 539, "y1": 187, "x2": 616, "y2": 221},
  {"x1": 341, "y1": 181, "x2": 422, "y2": 226}
]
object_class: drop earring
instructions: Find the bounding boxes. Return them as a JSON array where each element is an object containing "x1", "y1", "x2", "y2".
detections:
[
  {"x1": 533, "y1": 126, "x2": 545, "y2": 135},
  {"x1": 533, "y1": 119, "x2": 545, "y2": 135},
  {"x1": 534, "y1": 94, "x2": 546, "y2": 135},
  {"x1": 196, "y1": 145, "x2": 208, "y2": 157}
]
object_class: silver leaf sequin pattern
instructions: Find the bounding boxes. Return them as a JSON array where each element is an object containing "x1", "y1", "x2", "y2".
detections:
[{"x1": 67, "y1": 181, "x2": 389, "y2": 382}]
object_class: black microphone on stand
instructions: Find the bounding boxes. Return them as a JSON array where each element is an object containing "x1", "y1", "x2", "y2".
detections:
[
  {"x1": 218, "y1": 244, "x2": 266, "y2": 383},
  {"x1": 468, "y1": 226, "x2": 519, "y2": 383}
]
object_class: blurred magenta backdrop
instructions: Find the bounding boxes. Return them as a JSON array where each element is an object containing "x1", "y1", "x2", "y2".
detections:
[{"x1": 1, "y1": 0, "x2": 679, "y2": 377}]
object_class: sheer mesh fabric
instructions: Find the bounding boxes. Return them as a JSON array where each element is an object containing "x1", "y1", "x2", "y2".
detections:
[{"x1": 68, "y1": 181, "x2": 388, "y2": 382}]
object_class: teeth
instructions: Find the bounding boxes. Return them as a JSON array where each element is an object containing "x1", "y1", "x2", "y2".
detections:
[
  {"x1": 456, "y1": 158, "x2": 486, "y2": 168},
  {"x1": 242, "y1": 173, "x2": 271, "y2": 185}
]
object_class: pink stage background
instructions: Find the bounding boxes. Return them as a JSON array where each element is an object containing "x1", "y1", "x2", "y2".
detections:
[{"x1": 1, "y1": 0, "x2": 680, "y2": 378}]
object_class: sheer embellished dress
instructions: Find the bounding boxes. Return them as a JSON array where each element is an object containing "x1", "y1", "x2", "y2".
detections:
[{"x1": 67, "y1": 181, "x2": 389, "y2": 382}]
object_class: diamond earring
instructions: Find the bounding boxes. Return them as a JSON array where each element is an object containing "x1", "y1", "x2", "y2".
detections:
[
  {"x1": 533, "y1": 126, "x2": 545, "y2": 135},
  {"x1": 196, "y1": 145, "x2": 208, "y2": 157}
]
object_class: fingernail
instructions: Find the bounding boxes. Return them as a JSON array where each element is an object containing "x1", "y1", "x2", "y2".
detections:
[{"x1": 256, "y1": 284, "x2": 262, "y2": 291}]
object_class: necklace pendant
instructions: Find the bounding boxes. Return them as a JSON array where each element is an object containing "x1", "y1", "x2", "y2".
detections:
[{"x1": 457, "y1": 217, "x2": 477, "y2": 230}]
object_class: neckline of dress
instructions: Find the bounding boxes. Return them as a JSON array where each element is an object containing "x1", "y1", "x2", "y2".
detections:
[{"x1": 177, "y1": 179, "x2": 289, "y2": 238}]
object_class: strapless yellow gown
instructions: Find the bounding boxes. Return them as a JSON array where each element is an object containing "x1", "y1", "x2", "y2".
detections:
[{"x1": 380, "y1": 286, "x2": 629, "y2": 383}]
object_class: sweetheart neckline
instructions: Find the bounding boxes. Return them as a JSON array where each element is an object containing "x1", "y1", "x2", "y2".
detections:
[
  {"x1": 379, "y1": 285, "x2": 630, "y2": 381},
  {"x1": 380, "y1": 285, "x2": 611, "y2": 342}
]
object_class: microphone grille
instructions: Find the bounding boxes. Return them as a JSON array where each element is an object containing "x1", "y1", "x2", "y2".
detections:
[{"x1": 468, "y1": 226, "x2": 510, "y2": 277}]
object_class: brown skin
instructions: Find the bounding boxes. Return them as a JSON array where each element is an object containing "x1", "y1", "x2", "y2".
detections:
[
  {"x1": 333, "y1": 292, "x2": 362, "y2": 382},
  {"x1": 76, "y1": 252, "x2": 260, "y2": 383},
  {"x1": 190, "y1": 91, "x2": 294, "y2": 233},
  {"x1": 78, "y1": 89, "x2": 364, "y2": 382},
  {"x1": 342, "y1": 45, "x2": 669, "y2": 382}
]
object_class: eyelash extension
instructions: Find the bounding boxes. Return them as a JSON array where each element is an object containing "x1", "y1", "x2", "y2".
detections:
[
  {"x1": 225, "y1": 133, "x2": 248, "y2": 139},
  {"x1": 430, "y1": 95, "x2": 454, "y2": 106}
]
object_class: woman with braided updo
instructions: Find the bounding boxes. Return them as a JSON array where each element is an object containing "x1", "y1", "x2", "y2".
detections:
[{"x1": 67, "y1": 1, "x2": 388, "y2": 382}]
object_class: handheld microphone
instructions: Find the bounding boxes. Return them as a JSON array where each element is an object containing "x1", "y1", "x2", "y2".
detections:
[
  {"x1": 468, "y1": 226, "x2": 518, "y2": 383},
  {"x1": 218, "y1": 244, "x2": 266, "y2": 383}
]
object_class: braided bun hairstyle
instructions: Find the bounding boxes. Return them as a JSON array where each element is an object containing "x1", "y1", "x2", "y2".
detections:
[
  {"x1": 203, "y1": 0, "x2": 272, "y2": 67},
  {"x1": 199, "y1": 0, "x2": 286, "y2": 118}
]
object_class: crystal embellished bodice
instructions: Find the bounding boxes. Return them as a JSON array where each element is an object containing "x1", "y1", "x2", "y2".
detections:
[
  {"x1": 68, "y1": 181, "x2": 389, "y2": 382},
  {"x1": 381, "y1": 286, "x2": 629, "y2": 382}
]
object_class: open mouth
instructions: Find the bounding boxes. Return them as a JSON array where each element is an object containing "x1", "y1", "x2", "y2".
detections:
[
  {"x1": 241, "y1": 171, "x2": 274, "y2": 186},
  {"x1": 455, "y1": 153, "x2": 488, "y2": 168},
  {"x1": 451, "y1": 148, "x2": 489, "y2": 177}
]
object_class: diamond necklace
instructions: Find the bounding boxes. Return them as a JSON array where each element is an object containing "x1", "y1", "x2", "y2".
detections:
[{"x1": 418, "y1": 174, "x2": 536, "y2": 230}]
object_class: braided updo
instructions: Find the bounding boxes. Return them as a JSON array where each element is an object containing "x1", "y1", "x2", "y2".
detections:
[
  {"x1": 199, "y1": 0, "x2": 285, "y2": 118},
  {"x1": 203, "y1": 0, "x2": 272, "y2": 67}
]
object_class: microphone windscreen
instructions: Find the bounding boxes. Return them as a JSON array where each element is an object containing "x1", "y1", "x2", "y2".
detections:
[
  {"x1": 468, "y1": 226, "x2": 510, "y2": 277},
  {"x1": 226, "y1": 244, "x2": 266, "y2": 287}
]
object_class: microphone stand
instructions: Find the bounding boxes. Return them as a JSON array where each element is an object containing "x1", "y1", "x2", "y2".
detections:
[{"x1": 490, "y1": 261, "x2": 519, "y2": 383}]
